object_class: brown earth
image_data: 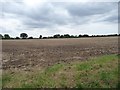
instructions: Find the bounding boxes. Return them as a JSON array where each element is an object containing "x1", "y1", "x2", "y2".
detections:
[{"x1": 2, "y1": 37, "x2": 118, "y2": 70}]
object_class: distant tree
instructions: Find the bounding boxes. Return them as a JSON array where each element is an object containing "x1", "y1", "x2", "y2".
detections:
[
  {"x1": 74, "y1": 35, "x2": 78, "y2": 38},
  {"x1": 60, "y1": 35, "x2": 64, "y2": 38},
  {"x1": 64, "y1": 34, "x2": 70, "y2": 38},
  {"x1": 91, "y1": 35, "x2": 95, "y2": 37},
  {"x1": 43, "y1": 37, "x2": 47, "y2": 39},
  {"x1": 20, "y1": 33, "x2": 28, "y2": 39},
  {"x1": 113, "y1": 34, "x2": 117, "y2": 36},
  {"x1": 70, "y1": 35, "x2": 75, "y2": 38},
  {"x1": 101, "y1": 35, "x2": 105, "y2": 37},
  {"x1": 10, "y1": 37, "x2": 14, "y2": 39},
  {"x1": 28, "y1": 36, "x2": 33, "y2": 39},
  {"x1": 53, "y1": 34, "x2": 60, "y2": 38},
  {"x1": 0, "y1": 34, "x2": 3, "y2": 39},
  {"x1": 39, "y1": 35, "x2": 42, "y2": 39},
  {"x1": 83, "y1": 34, "x2": 89, "y2": 37},
  {"x1": 15, "y1": 37, "x2": 20, "y2": 39},
  {"x1": 48, "y1": 36, "x2": 53, "y2": 39},
  {"x1": 4, "y1": 34, "x2": 10, "y2": 39},
  {"x1": 78, "y1": 34, "x2": 82, "y2": 37}
]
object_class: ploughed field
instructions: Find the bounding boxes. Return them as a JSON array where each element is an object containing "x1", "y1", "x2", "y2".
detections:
[
  {"x1": 2, "y1": 37, "x2": 119, "y2": 88},
  {"x1": 2, "y1": 37, "x2": 118, "y2": 70}
]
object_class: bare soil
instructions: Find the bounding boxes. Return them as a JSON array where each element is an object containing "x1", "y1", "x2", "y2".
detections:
[{"x1": 2, "y1": 37, "x2": 118, "y2": 70}]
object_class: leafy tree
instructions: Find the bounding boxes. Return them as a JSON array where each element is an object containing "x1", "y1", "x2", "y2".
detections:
[
  {"x1": 83, "y1": 34, "x2": 89, "y2": 37},
  {"x1": 28, "y1": 37, "x2": 33, "y2": 39},
  {"x1": 53, "y1": 34, "x2": 60, "y2": 38},
  {"x1": 4, "y1": 34, "x2": 10, "y2": 39},
  {"x1": 15, "y1": 37, "x2": 20, "y2": 39},
  {"x1": 59, "y1": 35, "x2": 63, "y2": 38},
  {"x1": 78, "y1": 34, "x2": 82, "y2": 37},
  {"x1": 43, "y1": 37, "x2": 47, "y2": 39},
  {"x1": 39, "y1": 35, "x2": 42, "y2": 39},
  {"x1": 74, "y1": 35, "x2": 78, "y2": 38},
  {"x1": 70, "y1": 35, "x2": 75, "y2": 38},
  {"x1": 64, "y1": 34, "x2": 70, "y2": 38},
  {"x1": 48, "y1": 36, "x2": 53, "y2": 39},
  {"x1": 0, "y1": 34, "x2": 3, "y2": 39},
  {"x1": 20, "y1": 33, "x2": 28, "y2": 39}
]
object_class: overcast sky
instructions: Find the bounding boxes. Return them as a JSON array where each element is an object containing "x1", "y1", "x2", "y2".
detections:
[{"x1": 0, "y1": 0, "x2": 118, "y2": 37}]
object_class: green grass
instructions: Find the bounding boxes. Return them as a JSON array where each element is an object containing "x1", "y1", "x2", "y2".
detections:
[
  {"x1": 2, "y1": 54, "x2": 119, "y2": 88},
  {"x1": 45, "y1": 63, "x2": 63, "y2": 74}
]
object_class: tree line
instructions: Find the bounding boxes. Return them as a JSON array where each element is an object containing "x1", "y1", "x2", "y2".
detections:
[{"x1": 0, "y1": 33, "x2": 120, "y2": 39}]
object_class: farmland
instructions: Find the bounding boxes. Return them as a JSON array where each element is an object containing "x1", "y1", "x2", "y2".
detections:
[{"x1": 2, "y1": 37, "x2": 119, "y2": 88}]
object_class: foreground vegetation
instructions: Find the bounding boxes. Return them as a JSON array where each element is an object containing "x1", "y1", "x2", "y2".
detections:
[{"x1": 2, "y1": 54, "x2": 118, "y2": 88}]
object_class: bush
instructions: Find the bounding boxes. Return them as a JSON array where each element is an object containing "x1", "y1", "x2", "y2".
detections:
[
  {"x1": 28, "y1": 37, "x2": 33, "y2": 39},
  {"x1": 20, "y1": 33, "x2": 28, "y2": 39},
  {"x1": 0, "y1": 34, "x2": 3, "y2": 39},
  {"x1": 4, "y1": 34, "x2": 10, "y2": 39},
  {"x1": 15, "y1": 37, "x2": 20, "y2": 39}
]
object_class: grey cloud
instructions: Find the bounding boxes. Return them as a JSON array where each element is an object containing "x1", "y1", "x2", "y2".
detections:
[
  {"x1": 94, "y1": 9, "x2": 118, "y2": 23},
  {"x1": 52, "y1": 2, "x2": 117, "y2": 16},
  {"x1": 2, "y1": 2, "x2": 24, "y2": 15},
  {"x1": 103, "y1": 15, "x2": 118, "y2": 23},
  {"x1": 25, "y1": 2, "x2": 117, "y2": 28},
  {"x1": 1, "y1": 1, "x2": 118, "y2": 32}
]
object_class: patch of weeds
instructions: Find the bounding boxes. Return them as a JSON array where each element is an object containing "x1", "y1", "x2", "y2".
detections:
[
  {"x1": 12, "y1": 88, "x2": 33, "y2": 90},
  {"x1": 21, "y1": 83, "x2": 35, "y2": 88},
  {"x1": 100, "y1": 72, "x2": 110, "y2": 81},
  {"x1": 75, "y1": 71, "x2": 89, "y2": 81},
  {"x1": 99, "y1": 71, "x2": 117, "y2": 88},
  {"x1": 117, "y1": 81, "x2": 120, "y2": 88},
  {"x1": 75, "y1": 82, "x2": 83, "y2": 88},
  {"x1": 45, "y1": 63, "x2": 63, "y2": 74},
  {"x1": 0, "y1": 76, "x2": 2, "y2": 88},
  {"x1": 34, "y1": 72, "x2": 55, "y2": 88},
  {"x1": 95, "y1": 54, "x2": 117, "y2": 64},
  {"x1": 87, "y1": 81, "x2": 101, "y2": 88},
  {"x1": 59, "y1": 73, "x2": 67, "y2": 88},
  {"x1": 75, "y1": 63, "x2": 91, "y2": 71},
  {"x1": 2, "y1": 74, "x2": 12, "y2": 86},
  {"x1": 36, "y1": 73, "x2": 47, "y2": 87}
]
